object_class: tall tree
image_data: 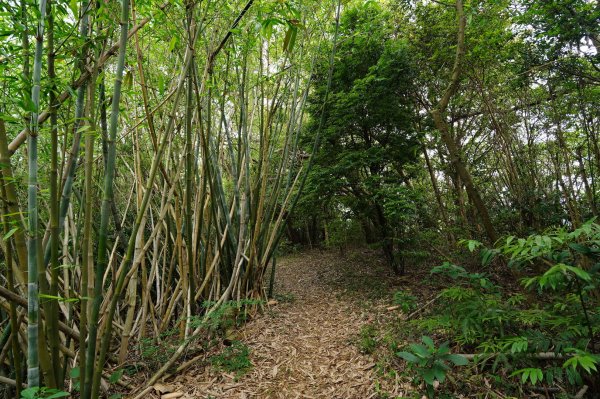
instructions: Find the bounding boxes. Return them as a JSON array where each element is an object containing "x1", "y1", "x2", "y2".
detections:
[
  {"x1": 301, "y1": 3, "x2": 419, "y2": 272},
  {"x1": 429, "y1": 0, "x2": 498, "y2": 243}
]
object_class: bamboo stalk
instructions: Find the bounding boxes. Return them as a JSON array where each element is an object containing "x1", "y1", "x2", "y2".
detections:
[
  {"x1": 1, "y1": 173, "x2": 23, "y2": 397},
  {"x1": 0, "y1": 121, "x2": 27, "y2": 286},
  {"x1": 40, "y1": 0, "x2": 92, "y2": 274},
  {"x1": 79, "y1": 26, "x2": 99, "y2": 390},
  {"x1": 47, "y1": 0, "x2": 62, "y2": 384},
  {"x1": 27, "y1": 0, "x2": 48, "y2": 387},
  {"x1": 82, "y1": 0, "x2": 132, "y2": 394},
  {"x1": 184, "y1": 4, "x2": 195, "y2": 317}
]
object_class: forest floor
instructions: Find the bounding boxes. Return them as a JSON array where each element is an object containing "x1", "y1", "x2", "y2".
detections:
[{"x1": 143, "y1": 248, "x2": 417, "y2": 399}]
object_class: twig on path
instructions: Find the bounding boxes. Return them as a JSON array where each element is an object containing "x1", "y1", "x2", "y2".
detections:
[
  {"x1": 574, "y1": 385, "x2": 588, "y2": 399},
  {"x1": 404, "y1": 293, "x2": 442, "y2": 320},
  {"x1": 127, "y1": 386, "x2": 153, "y2": 399}
]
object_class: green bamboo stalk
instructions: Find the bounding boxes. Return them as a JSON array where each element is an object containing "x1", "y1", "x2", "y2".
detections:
[
  {"x1": 21, "y1": 0, "x2": 30, "y2": 89},
  {"x1": 82, "y1": 0, "x2": 130, "y2": 394},
  {"x1": 0, "y1": 122, "x2": 27, "y2": 287},
  {"x1": 185, "y1": 2, "x2": 195, "y2": 314},
  {"x1": 41, "y1": 0, "x2": 90, "y2": 269},
  {"x1": 46, "y1": 0, "x2": 62, "y2": 384},
  {"x1": 79, "y1": 46, "x2": 98, "y2": 395},
  {"x1": 190, "y1": 65, "x2": 209, "y2": 288},
  {"x1": 13, "y1": 0, "x2": 31, "y2": 281},
  {"x1": 28, "y1": 0, "x2": 48, "y2": 388},
  {"x1": 21, "y1": 0, "x2": 31, "y2": 162}
]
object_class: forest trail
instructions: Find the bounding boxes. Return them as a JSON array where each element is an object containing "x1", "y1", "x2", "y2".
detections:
[{"x1": 168, "y1": 250, "x2": 401, "y2": 399}]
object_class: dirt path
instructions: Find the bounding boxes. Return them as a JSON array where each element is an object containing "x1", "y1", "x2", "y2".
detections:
[{"x1": 173, "y1": 250, "x2": 398, "y2": 399}]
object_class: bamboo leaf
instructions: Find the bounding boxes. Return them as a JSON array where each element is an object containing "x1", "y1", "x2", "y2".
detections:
[
  {"x1": 446, "y1": 354, "x2": 468, "y2": 366},
  {"x1": 46, "y1": 392, "x2": 70, "y2": 399},
  {"x1": 3, "y1": 226, "x2": 18, "y2": 240},
  {"x1": 69, "y1": 0, "x2": 78, "y2": 17},
  {"x1": 109, "y1": 369, "x2": 124, "y2": 384}
]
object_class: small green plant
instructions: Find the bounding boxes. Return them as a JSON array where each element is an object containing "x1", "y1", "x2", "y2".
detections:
[
  {"x1": 139, "y1": 328, "x2": 179, "y2": 370},
  {"x1": 509, "y1": 349, "x2": 599, "y2": 388},
  {"x1": 195, "y1": 299, "x2": 264, "y2": 333},
  {"x1": 397, "y1": 336, "x2": 468, "y2": 398},
  {"x1": 273, "y1": 292, "x2": 296, "y2": 303},
  {"x1": 562, "y1": 349, "x2": 600, "y2": 375},
  {"x1": 358, "y1": 324, "x2": 379, "y2": 354},
  {"x1": 210, "y1": 340, "x2": 252, "y2": 378},
  {"x1": 69, "y1": 366, "x2": 81, "y2": 391},
  {"x1": 20, "y1": 387, "x2": 69, "y2": 399},
  {"x1": 392, "y1": 290, "x2": 417, "y2": 313},
  {"x1": 510, "y1": 367, "x2": 544, "y2": 385}
]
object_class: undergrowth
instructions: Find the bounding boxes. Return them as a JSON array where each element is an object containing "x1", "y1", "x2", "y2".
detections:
[
  {"x1": 209, "y1": 340, "x2": 252, "y2": 378},
  {"x1": 367, "y1": 221, "x2": 600, "y2": 398},
  {"x1": 138, "y1": 299, "x2": 262, "y2": 372},
  {"x1": 359, "y1": 324, "x2": 379, "y2": 354}
]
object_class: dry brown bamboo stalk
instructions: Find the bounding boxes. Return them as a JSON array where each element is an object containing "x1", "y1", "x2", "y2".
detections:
[
  {"x1": 160, "y1": 279, "x2": 182, "y2": 332},
  {"x1": 118, "y1": 119, "x2": 148, "y2": 363},
  {"x1": 0, "y1": 120, "x2": 27, "y2": 285},
  {"x1": 0, "y1": 375, "x2": 22, "y2": 387}
]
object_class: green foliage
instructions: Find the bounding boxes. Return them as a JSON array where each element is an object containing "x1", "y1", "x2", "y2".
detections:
[
  {"x1": 297, "y1": 2, "x2": 420, "y2": 270},
  {"x1": 397, "y1": 336, "x2": 468, "y2": 398},
  {"x1": 498, "y1": 336, "x2": 529, "y2": 355},
  {"x1": 392, "y1": 290, "x2": 417, "y2": 313},
  {"x1": 139, "y1": 300, "x2": 262, "y2": 372},
  {"x1": 20, "y1": 387, "x2": 69, "y2": 399},
  {"x1": 508, "y1": 350, "x2": 599, "y2": 387},
  {"x1": 257, "y1": 0, "x2": 303, "y2": 53},
  {"x1": 358, "y1": 324, "x2": 379, "y2": 354},
  {"x1": 210, "y1": 341, "x2": 252, "y2": 377},
  {"x1": 511, "y1": 367, "x2": 543, "y2": 385},
  {"x1": 523, "y1": 263, "x2": 591, "y2": 290},
  {"x1": 325, "y1": 217, "x2": 363, "y2": 250},
  {"x1": 501, "y1": 220, "x2": 600, "y2": 345},
  {"x1": 562, "y1": 350, "x2": 600, "y2": 375},
  {"x1": 69, "y1": 366, "x2": 80, "y2": 391},
  {"x1": 139, "y1": 329, "x2": 180, "y2": 371},
  {"x1": 517, "y1": 0, "x2": 600, "y2": 59},
  {"x1": 415, "y1": 221, "x2": 600, "y2": 393},
  {"x1": 195, "y1": 299, "x2": 264, "y2": 333},
  {"x1": 431, "y1": 262, "x2": 495, "y2": 290},
  {"x1": 108, "y1": 369, "x2": 124, "y2": 384}
]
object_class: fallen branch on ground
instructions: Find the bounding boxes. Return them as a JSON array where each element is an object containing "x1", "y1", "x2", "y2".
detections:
[{"x1": 404, "y1": 293, "x2": 442, "y2": 320}]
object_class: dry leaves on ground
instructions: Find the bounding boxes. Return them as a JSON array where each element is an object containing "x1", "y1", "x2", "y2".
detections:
[{"x1": 137, "y1": 249, "x2": 410, "y2": 399}]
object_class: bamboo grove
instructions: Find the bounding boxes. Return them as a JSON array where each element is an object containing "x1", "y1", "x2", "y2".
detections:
[{"x1": 0, "y1": 0, "x2": 334, "y2": 396}]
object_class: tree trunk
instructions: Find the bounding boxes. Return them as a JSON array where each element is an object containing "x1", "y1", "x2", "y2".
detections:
[{"x1": 430, "y1": 0, "x2": 497, "y2": 243}]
